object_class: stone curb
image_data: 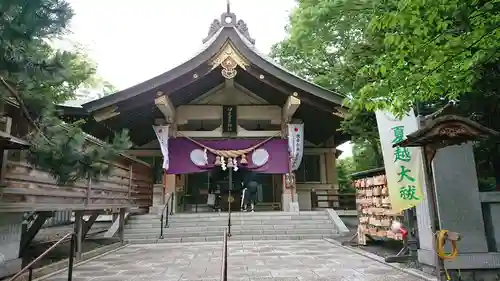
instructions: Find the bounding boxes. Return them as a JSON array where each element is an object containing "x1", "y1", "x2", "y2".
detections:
[
  {"x1": 324, "y1": 238, "x2": 437, "y2": 281},
  {"x1": 325, "y1": 209, "x2": 350, "y2": 234},
  {"x1": 35, "y1": 243, "x2": 128, "y2": 281}
]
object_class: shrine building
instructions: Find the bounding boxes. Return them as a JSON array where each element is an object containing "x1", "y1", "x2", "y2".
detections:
[{"x1": 61, "y1": 6, "x2": 349, "y2": 212}]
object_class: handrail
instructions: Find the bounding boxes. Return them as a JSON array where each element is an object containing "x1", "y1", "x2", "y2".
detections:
[
  {"x1": 9, "y1": 232, "x2": 76, "y2": 281},
  {"x1": 220, "y1": 229, "x2": 228, "y2": 281},
  {"x1": 159, "y1": 192, "x2": 174, "y2": 239}
]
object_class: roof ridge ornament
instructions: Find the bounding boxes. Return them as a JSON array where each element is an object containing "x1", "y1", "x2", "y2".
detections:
[{"x1": 202, "y1": 1, "x2": 256, "y2": 45}]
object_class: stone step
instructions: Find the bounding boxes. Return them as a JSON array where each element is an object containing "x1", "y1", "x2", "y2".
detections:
[
  {"x1": 126, "y1": 233, "x2": 338, "y2": 244},
  {"x1": 137, "y1": 211, "x2": 327, "y2": 216},
  {"x1": 126, "y1": 220, "x2": 333, "y2": 228},
  {"x1": 124, "y1": 226, "x2": 336, "y2": 235},
  {"x1": 124, "y1": 228, "x2": 336, "y2": 239},
  {"x1": 129, "y1": 213, "x2": 330, "y2": 221},
  {"x1": 124, "y1": 223, "x2": 335, "y2": 232},
  {"x1": 136, "y1": 211, "x2": 327, "y2": 218},
  {"x1": 129, "y1": 215, "x2": 331, "y2": 222}
]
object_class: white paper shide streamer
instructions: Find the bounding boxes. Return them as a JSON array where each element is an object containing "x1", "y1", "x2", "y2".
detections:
[{"x1": 153, "y1": 125, "x2": 170, "y2": 170}]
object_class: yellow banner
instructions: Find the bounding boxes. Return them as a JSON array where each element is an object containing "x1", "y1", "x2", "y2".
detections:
[{"x1": 375, "y1": 111, "x2": 424, "y2": 212}]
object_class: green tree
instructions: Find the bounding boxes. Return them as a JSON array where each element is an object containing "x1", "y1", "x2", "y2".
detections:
[
  {"x1": 356, "y1": 0, "x2": 500, "y2": 117},
  {"x1": 336, "y1": 157, "x2": 356, "y2": 193},
  {"x1": 270, "y1": 0, "x2": 384, "y2": 163},
  {"x1": 352, "y1": 141, "x2": 383, "y2": 172},
  {"x1": 273, "y1": 0, "x2": 500, "y2": 189},
  {"x1": 0, "y1": 0, "x2": 131, "y2": 184}
]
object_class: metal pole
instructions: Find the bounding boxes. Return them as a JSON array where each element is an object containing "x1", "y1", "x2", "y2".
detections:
[
  {"x1": 170, "y1": 193, "x2": 174, "y2": 216},
  {"x1": 68, "y1": 233, "x2": 76, "y2": 281},
  {"x1": 160, "y1": 213, "x2": 164, "y2": 239},
  {"x1": 28, "y1": 267, "x2": 33, "y2": 281},
  {"x1": 228, "y1": 169, "x2": 232, "y2": 237},
  {"x1": 165, "y1": 204, "x2": 169, "y2": 228},
  {"x1": 195, "y1": 187, "x2": 199, "y2": 213}
]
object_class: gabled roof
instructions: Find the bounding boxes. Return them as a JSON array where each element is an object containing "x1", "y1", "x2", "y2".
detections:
[
  {"x1": 62, "y1": 6, "x2": 351, "y2": 146},
  {"x1": 82, "y1": 8, "x2": 346, "y2": 113}
]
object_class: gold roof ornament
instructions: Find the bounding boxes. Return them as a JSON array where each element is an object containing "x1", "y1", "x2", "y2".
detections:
[{"x1": 210, "y1": 42, "x2": 249, "y2": 80}]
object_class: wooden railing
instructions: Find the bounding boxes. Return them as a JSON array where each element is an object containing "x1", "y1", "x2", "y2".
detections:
[
  {"x1": 0, "y1": 154, "x2": 153, "y2": 213},
  {"x1": 8, "y1": 232, "x2": 76, "y2": 281},
  {"x1": 311, "y1": 190, "x2": 356, "y2": 210},
  {"x1": 159, "y1": 192, "x2": 174, "y2": 239}
]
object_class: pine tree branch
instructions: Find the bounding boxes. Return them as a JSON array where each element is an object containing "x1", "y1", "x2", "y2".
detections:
[{"x1": 0, "y1": 76, "x2": 54, "y2": 144}]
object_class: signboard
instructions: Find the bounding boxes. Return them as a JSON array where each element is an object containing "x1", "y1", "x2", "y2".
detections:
[
  {"x1": 287, "y1": 123, "x2": 304, "y2": 171},
  {"x1": 375, "y1": 110, "x2": 424, "y2": 212},
  {"x1": 222, "y1": 105, "x2": 237, "y2": 133},
  {"x1": 153, "y1": 125, "x2": 169, "y2": 170}
]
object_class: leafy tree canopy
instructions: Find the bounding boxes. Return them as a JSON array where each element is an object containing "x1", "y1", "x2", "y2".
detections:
[
  {"x1": 270, "y1": 0, "x2": 383, "y2": 162},
  {"x1": 0, "y1": 0, "x2": 131, "y2": 184},
  {"x1": 272, "y1": 0, "x2": 500, "y2": 175}
]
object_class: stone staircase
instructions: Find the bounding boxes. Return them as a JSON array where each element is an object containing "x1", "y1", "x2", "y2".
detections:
[{"x1": 123, "y1": 211, "x2": 341, "y2": 243}]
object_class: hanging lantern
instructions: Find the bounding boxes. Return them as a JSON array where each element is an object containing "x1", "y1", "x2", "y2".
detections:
[
  {"x1": 240, "y1": 154, "x2": 248, "y2": 164},
  {"x1": 214, "y1": 156, "x2": 222, "y2": 166}
]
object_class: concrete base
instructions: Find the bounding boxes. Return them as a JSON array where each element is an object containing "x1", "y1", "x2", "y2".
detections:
[
  {"x1": 0, "y1": 213, "x2": 22, "y2": 278},
  {"x1": 281, "y1": 193, "x2": 298, "y2": 212},
  {"x1": 0, "y1": 257, "x2": 21, "y2": 278},
  {"x1": 325, "y1": 209, "x2": 349, "y2": 233},
  {"x1": 152, "y1": 184, "x2": 165, "y2": 207},
  {"x1": 150, "y1": 193, "x2": 178, "y2": 215},
  {"x1": 289, "y1": 202, "x2": 300, "y2": 213}
]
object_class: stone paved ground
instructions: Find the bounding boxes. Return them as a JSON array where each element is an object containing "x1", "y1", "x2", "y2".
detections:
[{"x1": 41, "y1": 240, "x2": 428, "y2": 281}]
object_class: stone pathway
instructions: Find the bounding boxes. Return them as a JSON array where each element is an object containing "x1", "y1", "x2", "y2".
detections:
[{"x1": 41, "y1": 240, "x2": 428, "y2": 281}]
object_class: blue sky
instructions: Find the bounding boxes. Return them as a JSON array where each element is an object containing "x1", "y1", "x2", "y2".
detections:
[{"x1": 67, "y1": 0, "x2": 352, "y2": 157}]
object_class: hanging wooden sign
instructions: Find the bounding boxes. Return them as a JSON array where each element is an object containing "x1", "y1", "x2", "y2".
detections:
[{"x1": 222, "y1": 105, "x2": 237, "y2": 133}]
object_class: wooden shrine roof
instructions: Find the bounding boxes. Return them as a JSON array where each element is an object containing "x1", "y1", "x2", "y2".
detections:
[{"x1": 60, "y1": 8, "x2": 349, "y2": 146}]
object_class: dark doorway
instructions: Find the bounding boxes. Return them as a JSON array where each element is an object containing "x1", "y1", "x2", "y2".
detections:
[{"x1": 183, "y1": 167, "x2": 275, "y2": 212}]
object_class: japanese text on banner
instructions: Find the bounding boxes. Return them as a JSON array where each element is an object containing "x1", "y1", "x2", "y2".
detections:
[{"x1": 375, "y1": 111, "x2": 424, "y2": 212}]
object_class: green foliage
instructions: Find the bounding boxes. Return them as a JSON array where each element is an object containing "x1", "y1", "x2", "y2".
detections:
[
  {"x1": 1, "y1": 0, "x2": 130, "y2": 184},
  {"x1": 352, "y1": 141, "x2": 383, "y2": 172},
  {"x1": 336, "y1": 158, "x2": 355, "y2": 193},
  {"x1": 270, "y1": 0, "x2": 384, "y2": 163},
  {"x1": 352, "y1": 0, "x2": 500, "y2": 117},
  {"x1": 273, "y1": 0, "x2": 500, "y2": 187},
  {"x1": 28, "y1": 112, "x2": 132, "y2": 184}
]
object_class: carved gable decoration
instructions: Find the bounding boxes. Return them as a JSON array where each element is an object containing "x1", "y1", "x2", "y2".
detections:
[
  {"x1": 393, "y1": 115, "x2": 499, "y2": 149},
  {"x1": 236, "y1": 20, "x2": 255, "y2": 44},
  {"x1": 210, "y1": 43, "x2": 248, "y2": 80},
  {"x1": 202, "y1": 4, "x2": 255, "y2": 45}
]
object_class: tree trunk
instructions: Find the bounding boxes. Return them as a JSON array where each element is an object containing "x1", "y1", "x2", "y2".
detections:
[{"x1": 370, "y1": 140, "x2": 383, "y2": 167}]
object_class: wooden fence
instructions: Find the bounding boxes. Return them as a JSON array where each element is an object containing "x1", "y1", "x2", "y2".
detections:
[
  {"x1": 311, "y1": 190, "x2": 356, "y2": 210},
  {"x1": 0, "y1": 152, "x2": 153, "y2": 213}
]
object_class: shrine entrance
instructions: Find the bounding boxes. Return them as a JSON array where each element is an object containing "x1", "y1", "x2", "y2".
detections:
[{"x1": 182, "y1": 167, "x2": 279, "y2": 213}]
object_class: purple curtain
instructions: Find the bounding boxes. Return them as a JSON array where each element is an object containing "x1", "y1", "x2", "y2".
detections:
[{"x1": 167, "y1": 138, "x2": 289, "y2": 174}]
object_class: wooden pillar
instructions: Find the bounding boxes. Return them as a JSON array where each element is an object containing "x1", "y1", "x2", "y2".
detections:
[
  {"x1": 19, "y1": 212, "x2": 52, "y2": 256},
  {"x1": 118, "y1": 208, "x2": 125, "y2": 245},
  {"x1": 165, "y1": 174, "x2": 176, "y2": 213},
  {"x1": 325, "y1": 148, "x2": 337, "y2": 187},
  {"x1": 73, "y1": 211, "x2": 84, "y2": 260},
  {"x1": 0, "y1": 116, "x2": 12, "y2": 181}
]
